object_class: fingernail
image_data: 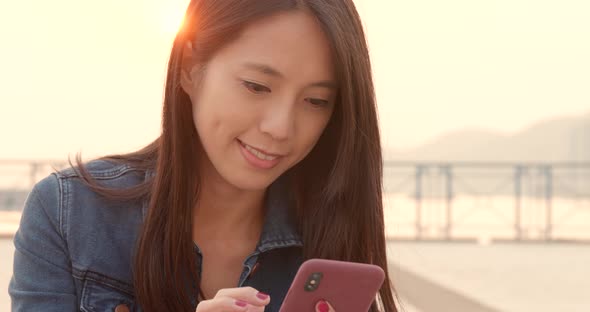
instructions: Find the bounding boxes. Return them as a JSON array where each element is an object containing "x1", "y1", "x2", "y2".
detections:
[
  {"x1": 317, "y1": 300, "x2": 329, "y2": 312},
  {"x1": 235, "y1": 300, "x2": 248, "y2": 307},
  {"x1": 256, "y1": 292, "x2": 269, "y2": 300}
]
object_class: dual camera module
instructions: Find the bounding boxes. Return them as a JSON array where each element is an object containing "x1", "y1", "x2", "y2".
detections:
[{"x1": 304, "y1": 272, "x2": 324, "y2": 292}]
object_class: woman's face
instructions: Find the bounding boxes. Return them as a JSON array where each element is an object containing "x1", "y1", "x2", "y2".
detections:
[{"x1": 181, "y1": 11, "x2": 336, "y2": 191}]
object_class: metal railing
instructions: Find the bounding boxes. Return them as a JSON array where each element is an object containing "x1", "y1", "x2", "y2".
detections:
[
  {"x1": 2, "y1": 159, "x2": 589, "y2": 242},
  {"x1": 384, "y1": 162, "x2": 590, "y2": 242}
]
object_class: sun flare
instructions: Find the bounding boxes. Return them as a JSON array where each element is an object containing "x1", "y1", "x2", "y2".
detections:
[{"x1": 159, "y1": 3, "x2": 187, "y2": 36}]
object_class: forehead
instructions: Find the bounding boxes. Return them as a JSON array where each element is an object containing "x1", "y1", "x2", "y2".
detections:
[{"x1": 209, "y1": 11, "x2": 335, "y2": 82}]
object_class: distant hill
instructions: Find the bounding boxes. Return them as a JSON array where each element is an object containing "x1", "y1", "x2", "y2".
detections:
[{"x1": 386, "y1": 112, "x2": 590, "y2": 162}]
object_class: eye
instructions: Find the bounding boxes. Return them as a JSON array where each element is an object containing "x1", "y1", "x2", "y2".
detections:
[
  {"x1": 242, "y1": 81, "x2": 271, "y2": 94},
  {"x1": 306, "y1": 98, "x2": 330, "y2": 107}
]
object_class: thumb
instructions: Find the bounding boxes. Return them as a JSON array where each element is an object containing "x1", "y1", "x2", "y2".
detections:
[{"x1": 315, "y1": 300, "x2": 335, "y2": 312}]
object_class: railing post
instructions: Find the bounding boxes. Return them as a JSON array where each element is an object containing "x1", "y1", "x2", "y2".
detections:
[
  {"x1": 415, "y1": 165, "x2": 424, "y2": 240},
  {"x1": 514, "y1": 165, "x2": 523, "y2": 241},
  {"x1": 441, "y1": 164, "x2": 453, "y2": 241},
  {"x1": 545, "y1": 165, "x2": 553, "y2": 241}
]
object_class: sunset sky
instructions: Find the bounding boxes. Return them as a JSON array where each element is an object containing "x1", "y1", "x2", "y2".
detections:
[{"x1": 1, "y1": 0, "x2": 589, "y2": 160}]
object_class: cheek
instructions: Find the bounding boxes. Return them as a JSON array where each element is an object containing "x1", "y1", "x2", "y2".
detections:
[
  {"x1": 192, "y1": 88, "x2": 256, "y2": 146},
  {"x1": 191, "y1": 70, "x2": 238, "y2": 136},
  {"x1": 192, "y1": 102, "x2": 229, "y2": 149}
]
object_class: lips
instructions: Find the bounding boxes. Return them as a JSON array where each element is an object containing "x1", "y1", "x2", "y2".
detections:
[
  {"x1": 237, "y1": 139, "x2": 283, "y2": 169},
  {"x1": 237, "y1": 140, "x2": 283, "y2": 158}
]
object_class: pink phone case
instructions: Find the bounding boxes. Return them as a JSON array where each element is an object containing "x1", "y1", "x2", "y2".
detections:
[{"x1": 279, "y1": 259, "x2": 385, "y2": 312}]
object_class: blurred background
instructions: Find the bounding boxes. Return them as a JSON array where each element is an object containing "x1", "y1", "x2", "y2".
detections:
[{"x1": 1, "y1": 0, "x2": 589, "y2": 311}]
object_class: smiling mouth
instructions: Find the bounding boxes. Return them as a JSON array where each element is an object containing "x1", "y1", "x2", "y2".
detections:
[{"x1": 237, "y1": 139, "x2": 283, "y2": 161}]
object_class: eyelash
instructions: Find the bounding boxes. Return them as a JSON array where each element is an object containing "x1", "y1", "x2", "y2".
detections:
[
  {"x1": 242, "y1": 80, "x2": 271, "y2": 93},
  {"x1": 306, "y1": 98, "x2": 330, "y2": 107},
  {"x1": 241, "y1": 80, "x2": 330, "y2": 107}
]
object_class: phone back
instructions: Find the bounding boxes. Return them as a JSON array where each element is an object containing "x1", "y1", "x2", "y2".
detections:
[{"x1": 279, "y1": 259, "x2": 385, "y2": 312}]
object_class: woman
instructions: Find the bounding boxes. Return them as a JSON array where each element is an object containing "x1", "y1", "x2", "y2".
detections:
[{"x1": 9, "y1": 0, "x2": 397, "y2": 311}]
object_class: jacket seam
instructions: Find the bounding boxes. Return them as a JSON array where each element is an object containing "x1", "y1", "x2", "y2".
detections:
[
  {"x1": 13, "y1": 222, "x2": 73, "y2": 274},
  {"x1": 54, "y1": 172, "x2": 68, "y2": 241},
  {"x1": 58, "y1": 164, "x2": 140, "y2": 180},
  {"x1": 257, "y1": 242, "x2": 303, "y2": 254},
  {"x1": 72, "y1": 267, "x2": 135, "y2": 296}
]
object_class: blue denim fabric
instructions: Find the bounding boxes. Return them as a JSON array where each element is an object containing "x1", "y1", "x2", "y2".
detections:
[{"x1": 9, "y1": 160, "x2": 304, "y2": 311}]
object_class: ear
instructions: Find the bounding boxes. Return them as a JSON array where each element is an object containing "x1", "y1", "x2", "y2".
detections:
[{"x1": 180, "y1": 41, "x2": 197, "y2": 95}]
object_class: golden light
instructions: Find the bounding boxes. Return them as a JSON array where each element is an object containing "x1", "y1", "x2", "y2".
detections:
[{"x1": 159, "y1": 1, "x2": 189, "y2": 36}]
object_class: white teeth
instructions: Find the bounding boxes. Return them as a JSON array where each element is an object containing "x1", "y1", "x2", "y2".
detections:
[{"x1": 244, "y1": 144, "x2": 278, "y2": 161}]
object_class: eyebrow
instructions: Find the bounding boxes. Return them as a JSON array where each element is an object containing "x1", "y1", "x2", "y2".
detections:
[{"x1": 242, "y1": 62, "x2": 337, "y2": 90}]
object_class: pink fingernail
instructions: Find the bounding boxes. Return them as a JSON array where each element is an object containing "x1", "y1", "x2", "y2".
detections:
[
  {"x1": 257, "y1": 292, "x2": 269, "y2": 300},
  {"x1": 317, "y1": 300, "x2": 329, "y2": 312},
  {"x1": 235, "y1": 300, "x2": 248, "y2": 307}
]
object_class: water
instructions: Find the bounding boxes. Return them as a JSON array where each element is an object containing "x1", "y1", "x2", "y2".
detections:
[{"x1": 383, "y1": 194, "x2": 590, "y2": 242}]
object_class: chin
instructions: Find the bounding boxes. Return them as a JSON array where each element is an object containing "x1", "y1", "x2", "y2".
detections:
[{"x1": 224, "y1": 172, "x2": 278, "y2": 191}]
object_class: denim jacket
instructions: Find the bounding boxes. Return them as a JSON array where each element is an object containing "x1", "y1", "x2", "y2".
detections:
[{"x1": 9, "y1": 160, "x2": 304, "y2": 311}]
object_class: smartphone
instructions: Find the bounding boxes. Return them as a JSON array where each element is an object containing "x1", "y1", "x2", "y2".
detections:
[{"x1": 279, "y1": 258, "x2": 385, "y2": 312}]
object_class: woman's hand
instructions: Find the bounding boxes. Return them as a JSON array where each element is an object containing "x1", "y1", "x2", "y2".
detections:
[
  {"x1": 315, "y1": 300, "x2": 335, "y2": 312},
  {"x1": 195, "y1": 287, "x2": 270, "y2": 312}
]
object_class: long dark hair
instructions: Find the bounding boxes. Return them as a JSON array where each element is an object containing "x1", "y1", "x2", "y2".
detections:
[{"x1": 71, "y1": 0, "x2": 397, "y2": 311}]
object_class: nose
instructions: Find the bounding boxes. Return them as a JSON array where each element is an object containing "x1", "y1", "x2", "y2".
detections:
[{"x1": 259, "y1": 97, "x2": 295, "y2": 141}]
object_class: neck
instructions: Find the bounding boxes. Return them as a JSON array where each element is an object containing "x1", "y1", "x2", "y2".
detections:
[{"x1": 192, "y1": 161, "x2": 266, "y2": 244}]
